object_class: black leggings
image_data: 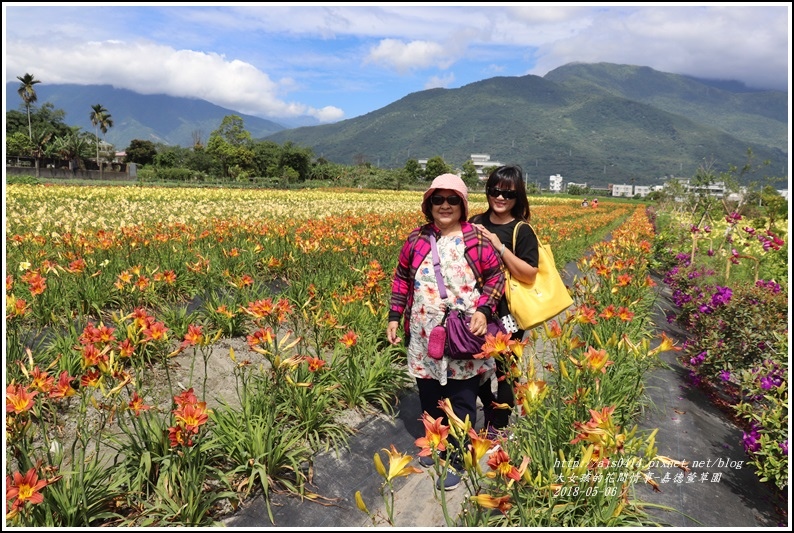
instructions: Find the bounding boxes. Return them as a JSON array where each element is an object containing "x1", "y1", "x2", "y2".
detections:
[
  {"x1": 416, "y1": 375, "x2": 480, "y2": 446},
  {"x1": 478, "y1": 362, "x2": 516, "y2": 430},
  {"x1": 478, "y1": 328, "x2": 521, "y2": 430}
]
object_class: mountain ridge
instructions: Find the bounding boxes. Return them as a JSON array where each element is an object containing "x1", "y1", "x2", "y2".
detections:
[{"x1": 5, "y1": 62, "x2": 788, "y2": 187}]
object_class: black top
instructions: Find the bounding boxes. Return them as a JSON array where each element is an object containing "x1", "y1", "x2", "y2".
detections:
[{"x1": 470, "y1": 213, "x2": 539, "y2": 319}]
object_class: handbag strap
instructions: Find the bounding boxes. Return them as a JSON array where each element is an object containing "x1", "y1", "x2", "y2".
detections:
[
  {"x1": 429, "y1": 234, "x2": 448, "y2": 300},
  {"x1": 513, "y1": 220, "x2": 544, "y2": 249}
]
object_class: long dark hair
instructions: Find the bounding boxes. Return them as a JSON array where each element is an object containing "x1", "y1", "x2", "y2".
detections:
[{"x1": 484, "y1": 165, "x2": 530, "y2": 222}]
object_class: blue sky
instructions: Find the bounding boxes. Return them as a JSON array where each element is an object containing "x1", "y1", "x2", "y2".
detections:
[{"x1": 3, "y1": 3, "x2": 791, "y2": 124}]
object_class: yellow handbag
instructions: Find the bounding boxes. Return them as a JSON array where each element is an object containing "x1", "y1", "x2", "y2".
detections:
[{"x1": 504, "y1": 222, "x2": 573, "y2": 330}]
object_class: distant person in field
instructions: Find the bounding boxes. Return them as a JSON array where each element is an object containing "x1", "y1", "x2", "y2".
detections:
[
  {"x1": 591, "y1": 198, "x2": 598, "y2": 208},
  {"x1": 581, "y1": 199, "x2": 589, "y2": 207},
  {"x1": 386, "y1": 172, "x2": 504, "y2": 491},
  {"x1": 469, "y1": 164, "x2": 538, "y2": 447}
]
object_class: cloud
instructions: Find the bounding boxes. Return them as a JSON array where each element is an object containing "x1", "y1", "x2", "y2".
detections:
[
  {"x1": 425, "y1": 73, "x2": 455, "y2": 90},
  {"x1": 5, "y1": 38, "x2": 343, "y2": 123},
  {"x1": 528, "y1": 6, "x2": 789, "y2": 91},
  {"x1": 364, "y1": 39, "x2": 456, "y2": 73}
]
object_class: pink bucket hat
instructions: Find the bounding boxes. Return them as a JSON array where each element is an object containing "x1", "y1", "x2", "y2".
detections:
[{"x1": 422, "y1": 173, "x2": 469, "y2": 220}]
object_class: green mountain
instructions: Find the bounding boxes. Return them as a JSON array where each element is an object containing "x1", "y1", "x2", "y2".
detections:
[
  {"x1": 4, "y1": 83, "x2": 286, "y2": 148},
  {"x1": 265, "y1": 64, "x2": 787, "y2": 187},
  {"x1": 6, "y1": 63, "x2": 787, "y2": 187}
]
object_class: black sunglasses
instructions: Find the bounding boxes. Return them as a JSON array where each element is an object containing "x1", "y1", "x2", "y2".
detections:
[
  {"x1": 430, "y1": 194, "x2": 463, "y2": 206},
  {"x1": 487, "y1": 187, "x2": 518, "y2": 200}
]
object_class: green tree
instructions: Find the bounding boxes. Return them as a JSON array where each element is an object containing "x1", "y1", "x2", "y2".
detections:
[
  {"x1": 206, "y1": 115, "x2": 254, "y2": 179},
  {"x1": 759, "y1": 185, "x2": 787, "y2": 230},
  {"x1": 252, "y1": 140, "x2": 283, "y2": 178},
  {"x1": 6, "y1": 103, "x2": 71, "y2": 141},
  {"x1": 278, "y1": 141, "x2": 313, "y2": 181},
  {"x1": 53, "y1": 130, "x2": 94, "y2": 172},
  {"x1": 124, "y1": 139, "x2": 158, "y2": 166},
  {"x1": 461, "y1": 160, "x2": 480, "y2": 189},
  {"x1": 16, "y1": 73, "x2": 41, "y2": 141},
  {"x1": 423, "y1": 156, "x2": 451, "y2": 180},
  {"x1": 30, "y1": 130, "x2": 54, "y2": 178},
  {"x1": 90, "y1": 104, "x2": 114, "y2": 178},
  {"x1": 403, "y1": 159, "x2": 424, "y2": 182},
  {"x1": 6, "y1": 131, "x2": 31, "y2": 157}
]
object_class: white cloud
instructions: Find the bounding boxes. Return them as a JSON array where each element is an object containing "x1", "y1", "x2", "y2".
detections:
[
  {"x1": 425, "y1": 73, "x2": 455, "y2": 90},
  {"x1": 364, "y1": 39, "x2": 455, "y2": 73},
  {"x1": 4, "y1": 38, "x2": 343, "y2": 122}
]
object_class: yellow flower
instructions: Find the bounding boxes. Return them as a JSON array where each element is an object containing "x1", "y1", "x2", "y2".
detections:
[
  {"x1": 469, "y1": 494, "x2": 513, "y2": 513},
  {"x1": 377, "y1": 445, "x2": 422, "y2": 481}
]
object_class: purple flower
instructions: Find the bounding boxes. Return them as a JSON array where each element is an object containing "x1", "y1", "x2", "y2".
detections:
[
  {"x1": 707, "y1": 248, "x2": 715, "y2": 256},
  {"x1": 780, "y1": 440, "x2": 788, "y2": 455},
  {"x1": 760, "y1": 376, "x2": 774, "y2": 390},
  {"x1": 711, "y1": 286, "x2": 733, "y2": 306},
  {"x1": 742, "y1": 428, "x2": 761, "y2": 453},
  {"x1": 719, "y1": 370, "x2": 731, "y2": 382}
]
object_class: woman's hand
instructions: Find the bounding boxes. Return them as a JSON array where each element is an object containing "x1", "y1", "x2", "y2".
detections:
[
  {"x1": 386, "y1": 320, "x2": 401, "y2": 345},
  {"x1": 472, "y1": 224, "x2": 502, "y2": 251},
  {"x1": 469, "y1": 311, "x2": 488, "y2": 336}
]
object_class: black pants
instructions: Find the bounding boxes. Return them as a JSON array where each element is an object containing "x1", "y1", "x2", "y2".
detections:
[
  {"x1": 416, "y1": 375, "x2": 479, "y2": 453},
  {"x1": 478, "y1": 363, "x2": 515, "y2": 430},
  {"x1": 478, "y1": 328, "x2": 521, "y2": 430}
]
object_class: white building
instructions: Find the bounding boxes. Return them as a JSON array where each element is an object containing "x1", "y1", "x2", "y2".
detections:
[
  {"x1": 612, "y1": 184, "x2": 634, "y2": 197},
  {"x1": 634, "y1": 185, "x2": 651, "y2": 198},
  {"x1": 549, "y1": 174, "x2": 563, "y2": 193},
  {"x1": 470, "y1": 154, "x2": 504, "y2": 180}
]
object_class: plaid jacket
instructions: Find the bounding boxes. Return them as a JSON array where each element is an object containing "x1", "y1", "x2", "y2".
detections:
[{"x1": 388, "y1": 221, "x2": 505, "y2": 334}]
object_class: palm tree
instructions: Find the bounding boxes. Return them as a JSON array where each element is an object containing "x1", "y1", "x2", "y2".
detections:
[
  {"x1": 30, "y1": 130, "x2": 53, "y2": 178},
  {"x1": 17, "y1": 73, "x2": 41, "y2": 141},
  {"x1": 90, "y1": 104, "x2": 114, "y2": 178}
]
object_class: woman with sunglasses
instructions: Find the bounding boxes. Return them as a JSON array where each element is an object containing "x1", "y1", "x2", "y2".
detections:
[
  {"x1": 470, "y1": 165, "x2": 539, "y2": 445},
  {"x1": 386, "y1": 173, "x2": 505, "y2": 491}
]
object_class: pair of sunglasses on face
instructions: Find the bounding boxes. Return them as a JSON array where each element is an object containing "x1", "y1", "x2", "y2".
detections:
[
  {"x1": 487, "y1": 187, "x2": 518, "y2": 200},
  {"x1": 430, "y1": 194, "x2": 463, "y2": 206}
]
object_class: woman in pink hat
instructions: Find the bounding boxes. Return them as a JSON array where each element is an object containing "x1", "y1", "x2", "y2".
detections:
[{"x1": 386, "y1": 173, "x2": 505, "y2": 491}]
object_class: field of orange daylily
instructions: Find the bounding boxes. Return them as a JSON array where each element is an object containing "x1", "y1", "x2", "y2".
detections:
[{"x1": 5, "y1": 184, "x2": 678, "y2": 526}]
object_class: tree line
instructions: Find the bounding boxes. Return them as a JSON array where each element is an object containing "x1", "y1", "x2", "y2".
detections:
[{"x1": 8, "y1": 73, "x2": 521, "y2": 191}]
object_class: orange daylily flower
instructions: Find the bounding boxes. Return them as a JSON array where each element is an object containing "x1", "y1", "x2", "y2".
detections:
[
  {"x1": 142, "y1": 321, "x2": 169, "y2": 342},
  {"x1": 173, "y1": 402, "x2": 210, "y2": 433},
  {"x1": 583, "y1": 346, "x2": 614, "y2": 374},
  {"x1": 80, "y1": 370, "x2": 102, "y2": 389},
  {"x1": 339, "y1": 330, "x2": 358, "y2": 348},
  {"x1": 306, "y1": 357, "x2": 326, "y2": 372},
  {"x1": 575, "y1": 305, "x2": 598, "y2": 325},
  {"x1": 475, "y1": 330, "x2": 515, "y2": 359},
  {"x1": 469, "y1": 494, "x2": 513, "y2": 513},
  {"x1": 29, "y1": 366, "x2": 54, "y2": 394},
  {"x1": 173, "y1": 388, "x2": 199, "y2": 407},
  {"x1": 6, "y1": 467, "x2": 50, "y2": 518},
  {"x1": 599, "y1": 304, "x2": 617, "y2": 319},
  {"x1": 49, "y1": 371, "x2": 77, "y2": 399},
  {"x1": 6, "y1": 384, "x2": 38, "y2": 414},
  {"x1": 128, "y1": 391, "x2": 152, "y2": 416},
  {"x1": 414, "y1": 412, "x2": 450, "y2": 456},
  {"x1": 651, "y1": 332, "x2": 682, "y2": 355},
  {"x1": 181, "y1": 324, "x2": 204, "y2": 348},
  {"x1": 438, "y1": 398, "x2": 470, "y2": 433},
  {"x1": 615, "y1": 273, "x2": 633, "y2": 287},
  {"x1": 486, "y1": 448, "x2": 522, "y2": 482},
  {"x1": 544, "y1": 319, "x2": 563, "y2": 339},
  {"x1": 467, "y1": 428, "x2": 496, "y2": 468},
  {"x1": 617, "y1": 307, "x2": 635, "y2": 322},
  {"x1": 376, "y1": 445, "x2": 422, "y2": 481}
]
